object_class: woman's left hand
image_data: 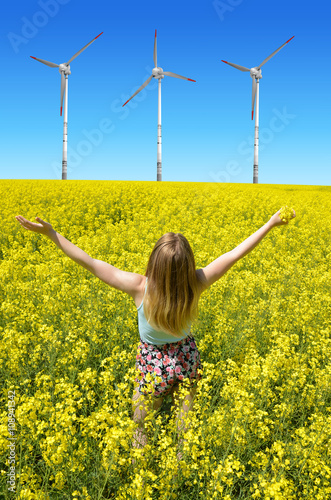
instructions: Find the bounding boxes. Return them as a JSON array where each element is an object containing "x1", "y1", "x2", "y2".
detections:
[{"x1": 15, "y1": 216, "x2": 54, "y2": 236}]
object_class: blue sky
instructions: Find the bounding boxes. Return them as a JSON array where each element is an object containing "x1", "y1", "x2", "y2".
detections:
[{"x1": 2, "y1": 0, "x2": 330, "y2": 185}]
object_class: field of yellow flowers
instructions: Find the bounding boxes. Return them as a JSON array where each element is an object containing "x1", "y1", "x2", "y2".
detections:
[{"x1": 0, "y1": 179, "x2": 330, "y2": 499}]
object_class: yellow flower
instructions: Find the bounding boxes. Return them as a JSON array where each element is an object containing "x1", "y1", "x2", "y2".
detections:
[
  {"x1": 3, "y1": 180, "x2": 330, "y2": 499},
  {"x1": 279, "y1": 205, "x2": 295, "y2": 222}
]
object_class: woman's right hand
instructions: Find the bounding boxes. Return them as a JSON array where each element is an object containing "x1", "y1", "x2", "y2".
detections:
[{"x1": 269, "y1": 208, "x2": 296, "y2": 228}]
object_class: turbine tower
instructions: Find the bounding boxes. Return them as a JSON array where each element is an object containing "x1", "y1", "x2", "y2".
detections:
[
  {"x1": 30, "y1": 32, "x2": 103, "y2": 180},
  {"x1": 222, "y1": 36, "x2": 294, "y2": 184},
  {"x1": 122, "y1": 30, "x2": 196, "y2": 181}
]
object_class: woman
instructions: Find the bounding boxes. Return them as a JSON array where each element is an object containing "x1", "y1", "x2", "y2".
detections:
[{"x1": 15, "y1": 208, "x2": 295, "y2": 461}]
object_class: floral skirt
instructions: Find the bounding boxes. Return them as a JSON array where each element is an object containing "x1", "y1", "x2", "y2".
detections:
[{"x1": 134, "y1": 334, "x2": 203, "y2": 398}]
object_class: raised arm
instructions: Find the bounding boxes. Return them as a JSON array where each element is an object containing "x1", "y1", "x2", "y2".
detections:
[
  {"x1": 47, "y1": 227, "x2": 94, "y2": 271},
  {"x1": 15, "y1": 215, "x2": 143, "y2": 297},
  {"x1": 15, "y1": 216, "x2": 96, "y2": 270},
  {"x1": 199, "y1": 208, "x2": 296, "y2": 290},
  {"x1": 46, "y1": 228, "x2": 143, "y2": 295}
]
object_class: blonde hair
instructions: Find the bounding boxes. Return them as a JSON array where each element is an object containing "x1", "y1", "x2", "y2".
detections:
[{"x1": 143, "y1": 233, "x2": 203, "y2": 338}]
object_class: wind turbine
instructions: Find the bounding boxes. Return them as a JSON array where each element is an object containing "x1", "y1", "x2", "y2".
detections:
[
  {"x1": 222, "y1": 36, "x2": 294, "y2": 184},
  {"x1": 122, "y1": 30, "x2": 196, "y2": 181},
  {"x1": 30, "y1": 32, "x2": 103, "y2": 180}
]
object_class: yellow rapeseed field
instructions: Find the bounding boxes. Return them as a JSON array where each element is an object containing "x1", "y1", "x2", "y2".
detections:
[{"x1": 0, "y1": 179, "x2": 330, "y2": 499}]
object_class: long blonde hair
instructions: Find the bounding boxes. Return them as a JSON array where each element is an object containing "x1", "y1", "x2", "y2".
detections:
[{"x1": 143, "y1": 233, "x2": 203, "y2": 337}]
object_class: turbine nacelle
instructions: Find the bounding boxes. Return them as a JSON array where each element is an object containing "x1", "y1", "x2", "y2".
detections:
[
  {"x1": 222, "y1": 35, "x2": 294, "y2": 181},
  {"x1": 59, "y1": 63, "x2": 71, "y2": 76},
  {"x1": 250, "y1": 67, "x2": 262, "y2": 79},
  {"x1": 30, "y1": 32, "x2": 103, "y2": 118},
  {"x1": 222, "y1": 36, "x2": 294, "y2": 124},
  {"x1": 122, "y1": 30, "x2": 195, "y2": 109},
  {"x1": 152, "y1": 67, "x2": 164, "y2": 79}
]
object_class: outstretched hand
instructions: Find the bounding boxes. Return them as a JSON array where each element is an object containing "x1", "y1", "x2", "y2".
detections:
[
  {"x1": 15, "y1": 216, "x2": 53, "y2": 236},
  {"x1": 269, "y1": 208, "x2": 296, "y2": 228}
]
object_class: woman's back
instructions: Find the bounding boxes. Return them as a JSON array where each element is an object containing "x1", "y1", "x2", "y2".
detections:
[
  {"x1": 133, "y1": 271, "x2": 206, "y2": 310},
  {"x1": 136, "y1": 277, "x2": 194, "y2": 346}
]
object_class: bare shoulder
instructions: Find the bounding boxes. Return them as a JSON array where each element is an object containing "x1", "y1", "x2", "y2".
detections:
[
  {"x1": 195, "y1": 251, "x2": 237, "y2": 291},
  {"x1": 89, "y1": 258, "x2": 146, "y2": 297},
  {"x1": 132, "y1": 275, "x2": 147, "y2": 308},
  {"x1": 196, "y1": 268, "x2": 208, "y2": 294},
  {"x1": 127, "y1": 273, "x2": 146, "y2": 296}
]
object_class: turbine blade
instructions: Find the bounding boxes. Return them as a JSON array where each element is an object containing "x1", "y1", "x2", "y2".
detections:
[
  {"x1": 60, "y1": 72, "x2": 65, "y2": 116},
  {"x1": 66, "y1": 32, "x2": 103, "y2": 64},
  {"x1": 162, "y1": 71, "x2": 196, "y2": 82},
  {"x1": 257, "y1": 36, "x2": 294, "y2": 69},
  {"x1": 251, "y1": 77, "x2": 257, "y2": 120},
  {"x1": 30, "y1": 56, "x2": 59, "y2": 68},
  {"x1": 154, "y1": 29, "x2": 157, "y2": 68},
  {"x1": 221, "y1": 60, "x2": 250, "y2": 72},
  {"x1": 122, "y1": 75, "x2": 153, "y2": 107}
]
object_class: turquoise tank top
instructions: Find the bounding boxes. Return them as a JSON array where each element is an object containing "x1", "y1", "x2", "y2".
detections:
[{"x1": 137, "y1": 278, "x2": 191, "y2": 345}]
